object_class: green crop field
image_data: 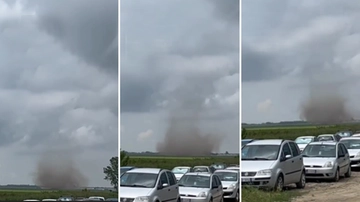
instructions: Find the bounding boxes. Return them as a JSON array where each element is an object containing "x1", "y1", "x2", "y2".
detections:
[
  {"x1": 242, "y1": 123, "x2": 360, "y2": 140},
  {"x1": 0, "y1": 189, "x2": 118, "y2": 201},
  {"x1": 127, "y1": 156, "x2": 239, "y2": 170},
  {"x1": 242, "y1": 187, "x2": 298, "y2": 202}
]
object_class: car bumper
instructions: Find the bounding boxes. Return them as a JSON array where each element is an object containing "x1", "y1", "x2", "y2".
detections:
[
  {"x1": 350, "y1": 158, "x2": 360, "y2": 167},
  {"x1": 304, "y1": 167, "x2": 336, "y2": 179},
  {"x1": 180, "y1": 197, "x2": 209, "y2": 202},
  {"x1": 241, "y1": 176, "x2": 276, "y2": 188},
  {"x1": 223, "y1": 189, "x2": 237, "y2": 198}
]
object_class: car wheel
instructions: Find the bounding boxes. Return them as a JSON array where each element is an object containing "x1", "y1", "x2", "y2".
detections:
[
  {"x1": 273, "y1": 175, "x2": 284, "y2": 192},
  {"x1": 296, "y1": 171, "x2": 306, "y2": 189},
  {"x1": 333, "y1": 169, "x2": 340, "y2": 182},
  {"x1": 234, "y1": 190, "x2": 239, "y2": 202},
  {"x1": 345, "y1": 165, "x2": 352, "y2": 178}
]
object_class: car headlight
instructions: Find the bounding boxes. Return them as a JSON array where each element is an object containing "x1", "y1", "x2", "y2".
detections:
[
  {"x1": 228, "y1": 183, "x2": 236, "y2": 189},
  {"x1": 134, "y1": 196, "x2": 149, "y2": 202},
  {"x1": 256, "y1": 169, "x2": 272, "y2": 176},
  {"x1": 355, "y1": 152, "x2": 360, "y2": 158},
  {"x1": 197, "y1": 192, "x2": 208, "y2": 197},
  {"x1": 323, "y1": 161, "x2": 333, "y2": 168}
]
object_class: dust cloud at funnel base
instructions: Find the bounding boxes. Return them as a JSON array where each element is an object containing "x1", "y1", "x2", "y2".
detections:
[{"x1": 34, "y1": 151, "x2": 88, "y2": 190}]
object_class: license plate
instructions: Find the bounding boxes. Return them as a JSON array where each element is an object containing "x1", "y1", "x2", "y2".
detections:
[
  {"x1": 306, "y1": 169, "x2": 317, "y2": 174},
  {"x1": 182, "y1": 199, "x2": 190, "y2": 202},
  {"x1": 242, "y1": 178, "x2": 251, "y2": 182}
]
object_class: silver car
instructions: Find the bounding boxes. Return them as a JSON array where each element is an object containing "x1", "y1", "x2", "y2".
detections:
[
  {"x1": 214, "y1": 169, "x2": 239, "y2": 202},
  {"x1": 172, "y1": 166, "x2": 191, "y2": 181},
  {"x1": 178, "y1": 173, "x2": 223, "y2": 202},
  {"x1": 302, "y1": 141, "x2": 351, "y2": 181},
  {"x1": 120, "y1": 168, "x2": 180, "y2": 202},
  {"x1": 294, "y1": 136, "x2": 315, "y2": 152},
  {"x1": 340, "y1": 137, "x2": 360, "y2": 168},
  {"x1": 241, "y1": 139, "x2": 306, "y2": 191},
  {"x1": 191, "y1": 166, "x2": 215, "y2": 174}
]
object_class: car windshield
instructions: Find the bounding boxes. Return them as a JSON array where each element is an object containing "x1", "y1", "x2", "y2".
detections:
[
  {"x1": 120, "y1": 168, "x2": 131, "y2": 174},
  {"x1": 316, "y1": 136, "x2": 334, "y2": 142},
  {"x1": 295, "y1": 137, "x2": 313, "y2": 144},
  {"x1": 214, "y1": 172, "x2": 238, "y2": 181},
  {"x1": 120, "y1": 173, "x2": 157, "y2": 188},
  {"x1": 192, "y1": 167, "x2": 209, "y2": 172},
  {"x1": 172, "y1": 167, "x2": 190, "y2": 174},
  {"x1": 241, "y1": 140, "x2": 252, "y2": 145},
  {"x1": 341, "y1": 140, "x2": 360, "y2": 149},
  {"x1": 178, "y1": 175, "x2": 210, "y2": 188},
  {"x1": 241, "y1": 145, "x2": 280, "y2": 160},
  {"x1": 211, "y1": 164, "x2": 226, "y2": 169},
  {"x1": 336, "y1": 132, "x2": 351, "y2": 137},
  {"x1": 302, "y1": 145, "x2": 336, "y2": 158}
]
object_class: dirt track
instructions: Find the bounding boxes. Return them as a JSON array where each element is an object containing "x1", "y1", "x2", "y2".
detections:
[{"x1": 292, "y1": 171, "x2": 360, "y2": 202}]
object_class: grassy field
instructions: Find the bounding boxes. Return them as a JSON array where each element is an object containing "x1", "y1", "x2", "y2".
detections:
[
  {"x1": 243, "y1": 123, "x2": 360, "y2": 140},
  {"x1": 0, "y1": 189, "x2": 118, "y2": 201},
  {"x1": 242, "y1": 187, "x2": 298, "y2": 202},
  {"x1": 127, "y1": 156, "x2": 239, "y2": 170}
]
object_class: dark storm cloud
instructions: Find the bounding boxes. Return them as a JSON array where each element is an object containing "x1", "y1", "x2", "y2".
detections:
[{"x1": 28, "y1": 0, "x2": 118, "y2": 73}]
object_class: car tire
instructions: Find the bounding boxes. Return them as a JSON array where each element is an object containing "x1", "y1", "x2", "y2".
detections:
[
  {"x1": 345, "y1": 165, "x2": 351, "y2": 178},
  {"x1": 333, "y1": 168, "x2": 340, "y2": 182},
  {"x1": 273, "y1": 175, "x2": 284, "y2": 192},
  {"x1": 234, "y1": 190, "x2": 239, "y2": 202},
  {"x1": 296, "y1": 171, "x2": 306, "y2": 189}
]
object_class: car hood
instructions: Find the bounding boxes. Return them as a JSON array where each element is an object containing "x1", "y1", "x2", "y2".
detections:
[
  {"x1": 119, "y1": 187, "x2": 153, "y2": 198},
  {"x1": 220, "y1": 181, "x2": 237, "y2": 188},
  {"x1": 303, "y1": 157, "x2": 336, "y2": 166},
  {"x1": 241, "y1": 161, "x2": 276, "y2": 172},
  {"x1": 174, "y1": 173, "x2": 185, "y2": 180},
  {"x1": 348, "y1": 149, "x2": 360, "y2": 156},
  {"x1": 179, "y1": 187, "x2": 210, "y2": 196}
]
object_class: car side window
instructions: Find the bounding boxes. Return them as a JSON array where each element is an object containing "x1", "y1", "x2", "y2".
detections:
[
  {"x1": 342, "y1": 144, "x2": 349, "y2": 154},
  {"x1": 215, "y1": 175, "x2": 222, "y2": 186},
  {"x1": 288, "y1": 142, "x2": 300, "y2": 156},
  {"x1": 282, "y1": 143, "x2": 292, "y2": 157},
  {"x1": 159, "y1": 172, "x2": 169, "y2": 185},
  {"x1": 166, "y1": 171, "x2": 176, "y2": 186},
  {"x1": 211, "y1": 176, "x2": 217, "y2": 187},
  {"x1": 338, "y1": 144, "x2": 345, "y2": 157}
]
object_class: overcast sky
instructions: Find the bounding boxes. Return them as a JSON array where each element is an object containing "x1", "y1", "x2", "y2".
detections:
[
  {"x1": 120, "y1": 0, "x2": 239, "y2": 153},
  {"x1": 242, "y1": 0, "x2": 360, "y2": 123},
  {"x1": 0, "y1": 0, "x2": 117, "y2": 186}
]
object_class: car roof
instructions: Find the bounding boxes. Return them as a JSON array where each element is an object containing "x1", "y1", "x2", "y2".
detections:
[
  {"x1": 121, "y1": 166, "x2": 135, "y2": 169},
  {"x1": 214, "y1": 169, "x2": 238, "y2": 173},
  {"x1": 296, "y1": 136, "x2": 315, "y2": 138},
  {"x1": 242, "y1": 139, "x2": 253, "y2": 141},
  {"x1": 193, "y1": 165, "x2": 209, "y2": 168},
  {"x1": 317, "y1": 134, "x2": 334, "y2": 136},
  {"x1": 185, "y1": 172, "x2": 212, "y2": 177},
  {"x1": 340, "y1": 137, "x2": 360, "y2": 141},
  {"x1": 173, "y1": 166, "x2": 191, "y2": 168},
  {"x1": 247, "y1": 139, "x2": 283, "y2": 145},
  {"x1": 309, "y1": 141, "x2": 337, "y2": 146},
  {"x1": 127, "y1": 168, "x2": 162, "y2": 174}
]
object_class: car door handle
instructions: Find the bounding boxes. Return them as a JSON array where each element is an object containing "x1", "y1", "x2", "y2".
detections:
[
  {"x1": 292, "y1": 160, "x2": 294, "y2": 163},
  {"x1": 167, "y1": 189, "x2": 171, "y2": 191}
]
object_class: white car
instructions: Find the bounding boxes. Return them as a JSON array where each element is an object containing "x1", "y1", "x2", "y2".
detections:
[
  {"x1": 88, "y1": 196, "x2": 105, "y2": 201},
  {"x1": 214, "y1": 169, "x2": 239, "y2": 202},
  {"x1": 340, "y1": 137, "x2": 360, "y2": 168},
  {"x1": 353, "y1": 134, "x2": 360, "y2": 137},
  {"x1": 120, "y1": 168, "x2": 180, "y2": 202},
  {"x1": 42, "y1": 200, "x2": 57, "y2": 201},
  {"x1": 294, "y1": 136, "x2": 315, "y2": 152},
  {"x1": 172, "y1": 166, "x2": 191, "y2": 181},
  {"x1": 302, "y1": 141, "x2": 351, "y2": 181},
  {"x1": 226, "y1": 167, "x2": 239, "y2": 171},
  {"x1": 178, "y1": 172, "x2": 223, "y2": 202},
  {"x1": 23, "y1": 200, "x2": 39, "y2": 202}
]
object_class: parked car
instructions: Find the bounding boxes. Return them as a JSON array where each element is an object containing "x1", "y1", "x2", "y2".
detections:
[
  {"x1": 88, "y1": 196, "x2": 105, "y2": 201},
  {"x1": 41, "y1": 199, "x2": 57, "y2": 201},
  {"x1": 302, "y1": 141, "x2": 351, "y2": 181},
  {"x1": 120, "y1": 166, "x2": 136, "y2": 175},
  {"x1": 336, "y1": 131, "x2": 353, "y2": 137},
  {"x1": 241, "y1": 139, "x2": 306, "y2": 191},
  {"x1": 191, "y1": 166, "x2": 215, "y2": 173},
  {"x1": 171, "y1": 166, "x2": 191, "y2": 181},
  {"x1": 210, "y1": 163, "x2": 227, "y2": 170},
  {"x1": 353, "y1": 134, "x2": 360, "y2": 137},
  {"x1": 339, "y1": 137, "x2": 360, "y2": 168},
  {"x1": 242, "y1": 139, "x2": 255, "y2": 147},
  {"x1": 178, "y1": 172, "x2": 223, "y2": 202},
  {"x1": 23, "y1": 200, "x2": 39, "y2": 202},
  {"x1": 314, "y1": 134, "x2": 342, "y2": 142},
  {"x1": 58, "y1": 197, "x2": 74, "y2": 201},
  {"x1": 294, "y1": 136, "x2": 315, "y2": 152},
  {"x1": 214, "y1": 169, "x2": 239, "y2": 202},
  {"x1": 120, "y1": 168, "x2": 180, "y2": 202},
  {"x1": 226, "y1": 166, "x2": 240, "y2": 171}
]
